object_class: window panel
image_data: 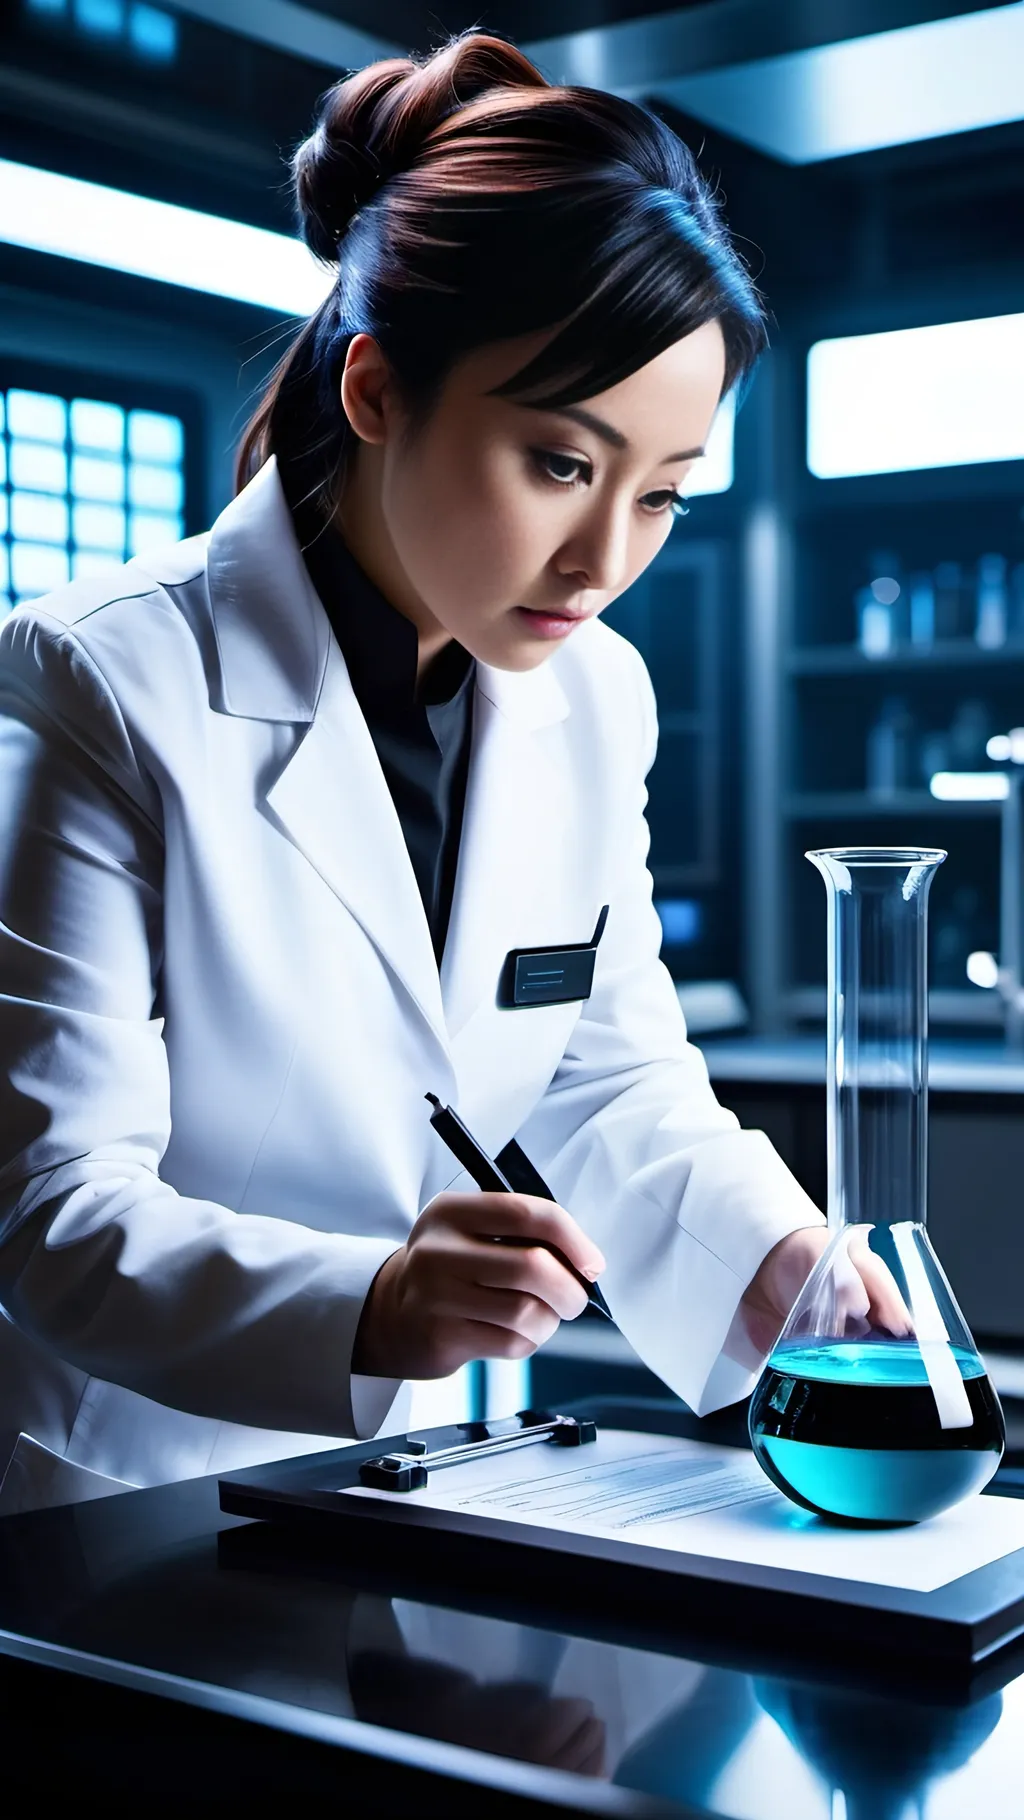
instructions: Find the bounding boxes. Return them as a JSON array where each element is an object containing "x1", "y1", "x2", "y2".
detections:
[
  {"x1": 130, "y1": 5, "x2": 177, "y2": 61},
  {"x1": 7, "y1": 390, "x2": 67, "y2": 443},
  {"x1": 11, "y1": 543, "x2": 70, "y2": 595},
  {"x1": 71, "y1": 453, "x2": 125, "y2": 502},
  {"x1": 128, "y1": 410, "x2": 183, "y2": 465},
  {"x1": 29, "y1": 0, "x2": 179, "y2": 63},
  {"x1": 76, "y1": 0, "x2": 125, "y2": 36},
  {"x1": 11, "y1": 491, "x2": 69, "y2": 544},
  {"x1": 2, "y1": 380, "x2": 187, "y2": 608},
  {"x1": 10, "y1": 442, "x2": 67, "y2": 493},
  {"x1": 128, "y1": 511, "x2": 183, "y2": 556},
  {"x1": 72, "y1": 500, "x2": 126, "y2": 551},
  {"x1": 128, "y1": 462, "x2": 183, "y2": 512},
  {"x1": 70, "y1": 398, "x2": 124, "y2": 453},
  {"x1": 72, "y1": 549, "x2": 120, "y2": 580}
]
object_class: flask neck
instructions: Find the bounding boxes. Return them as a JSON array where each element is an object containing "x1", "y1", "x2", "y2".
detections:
[{"x1": 808, "y1": 849, "x2": 944, "y2": 1232}]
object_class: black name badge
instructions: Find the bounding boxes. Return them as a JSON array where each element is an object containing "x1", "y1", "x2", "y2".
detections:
[{"x1": 498, "y1": 905, "x2": 609, "y2": 1009}]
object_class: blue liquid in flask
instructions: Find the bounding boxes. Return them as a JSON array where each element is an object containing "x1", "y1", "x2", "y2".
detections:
[{"x1": 748, "y1": 1339, "x2": 1004, "y2": 1526}]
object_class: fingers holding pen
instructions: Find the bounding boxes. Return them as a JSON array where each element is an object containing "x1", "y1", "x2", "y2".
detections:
[
  {"x1": 351, "y1": 1188, "x2": 608, "y2": 1379},
  {"x1": 411, "y1": 1205, "x2": 595, "y2": 1321},
  {"x1": 422, "y1": 1191, "x2": 607, "y2": 1281},
  {"x1": 428, "y1": 1283, "x2": 565, "y2": 1348},
  {"x1": 460, "y1": 1234, "x2": 591, "y2": 1321}
]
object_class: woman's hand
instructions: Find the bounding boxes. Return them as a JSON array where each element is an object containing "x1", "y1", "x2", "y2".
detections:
[
  {"x1": 352, "y1": 1192, "x2": 606, "y2": 1380},
  {"x1": 741, "y1": 1224, "x2": 914, "y2": 1358}
]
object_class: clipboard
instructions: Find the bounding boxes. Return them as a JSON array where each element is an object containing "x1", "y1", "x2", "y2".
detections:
[{"x1": 219, "y1": 1406, "x2": 1024, "y2": 1670}]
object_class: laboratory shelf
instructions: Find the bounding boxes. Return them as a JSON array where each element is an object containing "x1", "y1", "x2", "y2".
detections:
[
  {"x1": 789, "y1": 640, "x2": 1024, "y2": 676},
  {"x1": 784, "y1": 986, "x2": 1004, "y2": 1028},
  {"x1": 784, "y1": 792, "x2": 1003, "y2": 820},
  {"x1": 759, "y1": 420, "x2": 1024, "y2": 1031}
]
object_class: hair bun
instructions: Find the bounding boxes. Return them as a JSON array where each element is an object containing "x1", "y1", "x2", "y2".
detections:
[{"x1": 293, "y1": 32, "x2": 548, "y2": 260}]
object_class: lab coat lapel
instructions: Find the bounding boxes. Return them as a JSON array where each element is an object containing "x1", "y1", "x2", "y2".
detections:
[
  {"x1": 207, "y1": 459, "x2": 447, "y2": 1053},
  {"x1": 264, "y1": 634, "x2": 448, "y2": 1054},
  {"x1": 441, "y1": 660, "x2": 572, "y2": 1042}
]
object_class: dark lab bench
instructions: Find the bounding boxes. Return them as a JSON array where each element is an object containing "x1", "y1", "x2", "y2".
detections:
[
  {"x1": 703, "y1": 1037, "x2": 1024, "y2": 1351},
  {"x1": 4, "y1": 1400, "x2": 1024, "y2": 1817}
]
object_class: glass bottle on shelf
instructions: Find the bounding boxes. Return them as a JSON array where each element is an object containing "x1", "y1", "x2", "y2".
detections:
[
  {"x1": 947, "y1": 698, "x2": 992, "y2": 770},
  {"x1": 856, "y1": 552, "x2": 904, "y2": 656},
  {"x1": 975, "y1": 554, "x2": 1008, "y2": 651},
  {"x1": 856, "y1": 586, "x2": 893, "y2": 658},
  {"x1": 917, "y1": 728, "x2": 950, "y2": 786},
  {"x1": 907, "y1": 571, "x2": 936, "y2": 649},
  {"x1": 748, "y1": 848, "x2": 1005, "y2": 1526},
  {"x1": 871, "y1": 550, "x2": 908, "y2": 644},
  {"x1": 933, "y1": 561, "x2": 967, "y2": 641},
  {"x1": 865, "y1": 697, "x2": 914, "y2": 799}
]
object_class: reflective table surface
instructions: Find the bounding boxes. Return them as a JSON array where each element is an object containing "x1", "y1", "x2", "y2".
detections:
[{"x1": 3, "y1": 1424, "x2": 1024, "y2": 1816}]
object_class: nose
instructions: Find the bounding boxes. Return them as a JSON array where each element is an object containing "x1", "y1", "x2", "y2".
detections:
[{"x1": 557, "y1": 501, "x2": 633, "y2": 597}]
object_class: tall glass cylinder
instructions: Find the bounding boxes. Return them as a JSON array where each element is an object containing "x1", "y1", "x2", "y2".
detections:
[
  {"x1": 820, "y1": 848, "x2": 936, "y2": 1234},
  {"x1": 748, "y1": 846, "x2": 1004, "y2": 1526}
]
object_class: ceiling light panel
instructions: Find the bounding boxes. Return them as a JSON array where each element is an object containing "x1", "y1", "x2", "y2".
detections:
[
  {"x1": 655, "y1": 6, "x2": 1024, "y2": 163},
  {"x1": 0, "y1": 159, "x2": 332, "y2": 314}
]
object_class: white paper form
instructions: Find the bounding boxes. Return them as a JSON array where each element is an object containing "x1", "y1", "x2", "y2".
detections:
[{"x1": 347, "y1": 1429, "x2": 1024, "y2": 1594}]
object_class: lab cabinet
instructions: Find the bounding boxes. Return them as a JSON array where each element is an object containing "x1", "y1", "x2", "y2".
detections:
[
  {"x1": 764, "y1": 371, "x2": 1024, "y2": 1033},
  {"x1": 603, "y1": 534, "x2": 741, "y2": 985}
]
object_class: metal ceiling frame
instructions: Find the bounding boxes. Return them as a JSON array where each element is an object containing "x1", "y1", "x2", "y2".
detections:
[
  {"x1": 157, "y1": 0, "x2": 1016, "y2": 86},
  {"x1": 159, "y1": 0, "x2": 400, "y2": 70},
  {"x1": 521, "y1": 0, "x2": 1014, "y2": 94}
]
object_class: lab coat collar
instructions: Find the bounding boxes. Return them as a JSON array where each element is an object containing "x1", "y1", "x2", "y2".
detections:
[
  {"x1": 205, "y1": 456, "x2": 570, "y2": 732},
  {"x1": 264, "y1": 633, "x2": 452, "y2": 1055},
  {"x1": 206, "y1": 457, "x2": 331, "y2": 723},
  {"x1": 208, "y1": 456, "x2": 571, "y2": 1050},
  {"x1": 440, "y1": 680, "x2": 575, "y2": 1040},
  {"x1": 474, "y1": 656, "x2": 569, "y2": 731}
]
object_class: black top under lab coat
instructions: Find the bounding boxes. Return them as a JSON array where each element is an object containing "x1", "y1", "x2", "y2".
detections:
[{"x1": 279, "y1": 455, "x2": 475, "y2": 964}]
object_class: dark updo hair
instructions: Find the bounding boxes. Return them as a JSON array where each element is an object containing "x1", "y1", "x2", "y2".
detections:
[{"x1": 236, "y1": 30, "x2": 767, "y2": 505}]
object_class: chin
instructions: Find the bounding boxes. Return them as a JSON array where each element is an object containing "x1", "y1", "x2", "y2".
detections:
[{"x1": 487, "y1": 640, "x2": 557, "y2": 674}]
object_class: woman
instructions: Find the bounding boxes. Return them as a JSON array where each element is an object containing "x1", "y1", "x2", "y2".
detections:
[{"x1": 0, "y1": 33, "x2": 894, "y2": 1515}]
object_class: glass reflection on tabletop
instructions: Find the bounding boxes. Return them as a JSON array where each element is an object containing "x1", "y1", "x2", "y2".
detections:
[
  {"x1": 754, "y1": 1677, "x2": 1001, "y2": 1820},
  {"x1": 2, "y1": 1487, "x2": 1024, "y2": 1816}
]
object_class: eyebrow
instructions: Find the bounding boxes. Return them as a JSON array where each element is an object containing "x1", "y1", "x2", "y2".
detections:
[{"x1": 538, "y1": 403, "x2": 704, "y2": 465}]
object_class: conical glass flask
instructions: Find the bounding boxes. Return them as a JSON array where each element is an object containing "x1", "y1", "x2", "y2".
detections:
[{"x1": 749, "y1": 847, "x2": 1005, "y2": 1526}]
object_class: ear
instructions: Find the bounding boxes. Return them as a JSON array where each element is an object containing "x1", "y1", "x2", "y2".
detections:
[{"x1": 339, "y1": 334, "x2": 394, "y2": 446}]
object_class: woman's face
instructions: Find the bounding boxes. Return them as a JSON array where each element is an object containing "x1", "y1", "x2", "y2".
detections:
[{"x1": 338, "y1": 318, "x2": 727, "y2": 674}]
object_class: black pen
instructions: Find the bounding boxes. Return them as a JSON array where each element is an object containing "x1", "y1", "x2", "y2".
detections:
[{"x1": 425, "y1": 1093, "x2": 613, "y2": 1322}]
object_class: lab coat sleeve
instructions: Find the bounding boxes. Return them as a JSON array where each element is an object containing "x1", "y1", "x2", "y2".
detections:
[
  {"x1": 512, "y1": 644, "x2": 824, "y2": 1415},
  {"x1": 0, "y1": 608, "x2": 400, "y2": 1440}
]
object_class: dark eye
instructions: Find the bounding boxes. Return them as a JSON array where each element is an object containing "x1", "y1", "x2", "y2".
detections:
[
  {"x1": 530, "y1": 449, "x2": 590, "y2": 488},
  {"x1": 643, "y1": 491, "x2": 691, "y2": 519}
]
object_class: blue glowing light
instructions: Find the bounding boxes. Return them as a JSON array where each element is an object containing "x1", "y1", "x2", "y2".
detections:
[{"x1": 655, "y1": 899, "x2": 702, "y2": 945}]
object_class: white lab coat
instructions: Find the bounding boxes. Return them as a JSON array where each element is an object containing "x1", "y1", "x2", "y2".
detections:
[{"x1": 0, "y1": 457, "x2": 821, "y2": 1514}]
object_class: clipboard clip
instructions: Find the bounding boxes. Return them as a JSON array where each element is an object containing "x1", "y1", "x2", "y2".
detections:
[{"x1": 358, "y1": 1410, "x2": 598, "y2": 1493}]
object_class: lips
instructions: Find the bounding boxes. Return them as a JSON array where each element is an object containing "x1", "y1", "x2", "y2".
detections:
[
  {"x1": 514, "y1": 604, "x2": 595, "y2": 641},
  {"x1": 520, "y1": 607, "x2": 591, "y2": 622}
]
